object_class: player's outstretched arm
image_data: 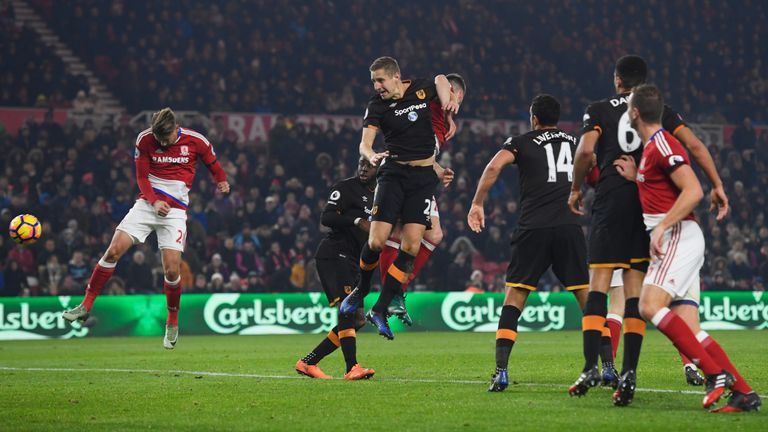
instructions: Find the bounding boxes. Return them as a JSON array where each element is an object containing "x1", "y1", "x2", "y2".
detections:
[
  {"x1": 468, "y1": 150, "x2": 514, "y2": 233},
  {"x1": 674, "y1": 126, "x2": 728, "y2": 220},
  {"x1": 649, "y1": 165, "x2": 704, "y2": 257},
  {"x1": 435, "y1": 75, "x2": 458, "y2": 114},
  {"x1": 445, "y1": 112, "x2": 457, "y2": 140},
  {"x1": 568, "y1": 131, "x2": 598, "y2": 215},
  {"x1": 359, "y1": 127, "x2": 388, "y2": 166}
]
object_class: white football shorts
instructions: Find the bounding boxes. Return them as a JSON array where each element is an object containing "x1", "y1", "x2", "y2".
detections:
[
  {"x1": 644, "y1": 220, "x2": 704, "y2": 305},
  {"x1": 116, "y1": 199, "x2": 187, "y2": 252}
]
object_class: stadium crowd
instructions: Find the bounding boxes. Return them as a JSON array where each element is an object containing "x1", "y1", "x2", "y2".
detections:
[
  {"x1": 0, "y1": 2, "x2": 89, "y2": 110},
  {"x1": 0, "y1": 111, "x2": 766, "y2": 297},
  {"x1": 6, "y1": 0, "x2": 764, "y2": 124}
]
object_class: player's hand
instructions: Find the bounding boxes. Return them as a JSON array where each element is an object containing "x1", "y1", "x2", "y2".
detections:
[
  {"x1": 467, "y1": 204, "x2": 485, "y2": 233},
  {"x1": 445, "y1": 113, "x2": 457, "y2": 140},
  {"x1": 710, "y1": 186, "x2": 729, "y2": 221},
  {"x1": 369, "y1": 151, "x2": 389, "y2": 166},
  {"x1": 443, "y1": 100, "x2": 460, "y2": 115},
  {"x1": 650, "y1": 225, "x2": 666, "y2": 258},
  {"x1": 440, "y1": 168, "x2": 454, "y2": 187},
  {"x1": 153, "y1": 200, "x2": 171, "y2": 217},
  {"x1": 217, "y1": 181, "x2": 230, "y2": 194},
  {"x1": 356, "y1": 218, "x2": 371, "y2": 233},
  {"x1": 613, "y1": 155, "x2": 637, "y2": 181},
  {"x1": 567, "y1": 189, "x2": 584, "y2": 216}
]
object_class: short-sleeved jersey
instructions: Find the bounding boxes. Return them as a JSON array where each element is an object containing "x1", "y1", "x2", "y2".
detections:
[
  {"x1": 503, "y1": 128, "x2": 580, "y2": 229},
  {"x1": 134, "y1": 127, "x2": 225, "y2": 210},
  {"x1": 582, "y1": 92, "x2": 686, "y2": 196},
  {"x1": 637, "y1": 129, "x2": 696, "y2": 229},
  {"x1": 315, "y1": 177, "x2": 374, "y2": 260},
  {"x1": 362, "y1": 78, "x2": 438, "y2": 161}
]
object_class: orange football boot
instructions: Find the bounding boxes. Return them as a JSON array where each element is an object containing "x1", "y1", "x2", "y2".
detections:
[
  {"x1": 295, "y1": 359, "x2": 332, "y2": 379},
  {"x1": 343, "y1": 364, "x2": 375, "y2": 380}
]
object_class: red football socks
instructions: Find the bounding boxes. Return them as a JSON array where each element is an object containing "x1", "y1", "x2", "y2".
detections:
[{"x1": 82, "y1": 260, "x2": 117, "y2": 311}]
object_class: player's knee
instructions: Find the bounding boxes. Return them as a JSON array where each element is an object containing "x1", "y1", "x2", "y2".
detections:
[
  {"x1": 638, "y1": 300, "x2": 658, "y2": 321},
  {"x1": 368, "y1": 237, "x2": 386, "y2": 251},
  {"x1": 103, "y1": 247, "x2": 122, "y2": 263},
  {"x1": 164, "y1": 269, "x2": 180, "y2": 282},
  {"x1": 400, "y1": 241, "x2": 420, "y2": 256}
]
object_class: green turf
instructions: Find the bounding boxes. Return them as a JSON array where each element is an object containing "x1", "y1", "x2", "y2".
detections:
[{"x1": 0, "y1": 330, "x2": 765, "y2": 431}]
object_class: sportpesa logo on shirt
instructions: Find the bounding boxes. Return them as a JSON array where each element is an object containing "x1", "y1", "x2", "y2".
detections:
[{"x1": 395, "y1": 103, "x2": 427, "y2": 117}]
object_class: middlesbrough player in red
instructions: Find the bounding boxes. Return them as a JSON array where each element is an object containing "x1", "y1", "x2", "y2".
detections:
[
  {"x1": 613, "y1": 85, "x2": 760, "y2": 411},
  {"x1": 380, "y1": 73, "x2": 465, "y2": 325},
  {"x1": 63, "y1": 108, "x2": 230, "y2": 349}
]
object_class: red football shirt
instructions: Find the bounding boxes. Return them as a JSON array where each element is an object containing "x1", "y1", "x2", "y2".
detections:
[
  {"x1": 636, "y1": 129, "x2": 695, "y2": 228},
  {"x1": 134, "y1": 127, "x2": 226, "y2": 210}
]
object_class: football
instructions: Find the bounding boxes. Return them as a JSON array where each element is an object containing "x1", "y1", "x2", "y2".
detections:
[{"x1": 9, "y1": 214, "x2": 42, "y2": 245}]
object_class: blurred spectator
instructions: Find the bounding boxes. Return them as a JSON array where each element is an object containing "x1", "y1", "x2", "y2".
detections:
[
  {"x1": 67, "y1": 250, "x2": 89, "y2": 284},
  {"x1": 124, "y1": 251, "x2": 154, "y2": 293}
]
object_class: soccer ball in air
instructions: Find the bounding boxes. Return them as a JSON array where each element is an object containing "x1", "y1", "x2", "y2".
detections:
[{"x1": 9, "y1": 214, "x2": 42, "y2": 245}]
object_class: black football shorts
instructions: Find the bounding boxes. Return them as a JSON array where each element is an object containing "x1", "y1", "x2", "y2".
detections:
[
  {"x1": 315, "y1": 256, "x2": 358, "y2": 307},
  {"x1": 505, "y1": 225, "x2": 589, "y2": 291},
  {"x1": 589, "y1": 183, "x2": 650, "y2": 272},
  {"x1": 371, "y1": 160, "x2": 439, "y2": 228}
]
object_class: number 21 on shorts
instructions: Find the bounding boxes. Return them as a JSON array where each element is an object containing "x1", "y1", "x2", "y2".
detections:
[{"x1": 176, "y1": 229, "x2": 187, "y2": 245}]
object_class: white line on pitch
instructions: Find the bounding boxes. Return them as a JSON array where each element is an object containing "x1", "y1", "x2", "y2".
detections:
[{"x1": 0, "y1": 366, "x2": 706, "y2": 395}]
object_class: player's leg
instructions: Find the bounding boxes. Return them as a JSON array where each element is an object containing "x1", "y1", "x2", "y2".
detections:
[
  {"x1": 341, "y1": 308, "x2": 375, "y2": 380},
  {"x1": 62, "y1": 230, "x2": 134, "y2": 322},
  {"x1": 673, "y1": 278, "x2": 759, "y2": 411},
  {"x1": 404, "y1": 199, "x2": 443, "y2": 288},
  {"x1": 365, "y1": 165, "x2": 437, "y2": 339},
  {"x1": 63, "y1": 201, "x2": 154, "y2": 322},
  {"x1": 339, "y1": 220, "x2": 393, "y2": 315},
  {"x1": 611, "y1": 198, "x2": 651, "y2": 400},
  {"x1": 569, "y1": 266, "x2": 612, "y2": 396},
  {"x1": 640, "y1": 284, "x2": 732, "y2": 408},
  {"x1": 340, "y1": 168, "x2": 402, "y2": 315},
  {"x1": 152, "y1": 212, "x2": 189, "y2": 349},
  {"x1": 619, "y1": 268, "x2": 645, "y2": 371},
  {"x1": 389, "y1": 201, "x2": 442, "y2": 325},
  {"x1": 160, "y1": 247, "x2": 183, "y2": 349},
  {"x1": 379, "y1": 224, "x2": 402, "y2": 286},
  {"x1": 639, "y1": 222, "x2": 733, "y2": 408},
  {"x1": 489, "y1": 286, "x2": 530, "y2": 392},
  {"x1": 296, "y1": 257, "x2": 346, "y2": 378},
  {"x1": 490, "y1": 228, "x2": 549, "y2": 392},
  {"x1": 367, "y1": 222, "x2": 424, "y2": 339},
  {"x1": 606, "y1": 272, "x2": 625, "y2": 358},
  {"x1": 670, "y1": 298, "x2": 705, "y2": 386}
]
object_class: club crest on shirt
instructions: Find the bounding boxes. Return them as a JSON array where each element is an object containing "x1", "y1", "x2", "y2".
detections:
[
  {"x1": 180, "y1": 145, "x2": 189, "y2": 156},
  {"x1": 416, "y1": 89, "x2": 426, "y2": 100}
]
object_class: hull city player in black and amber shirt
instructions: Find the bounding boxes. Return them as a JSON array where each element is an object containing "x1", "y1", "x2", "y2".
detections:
[
  {"x1": 381, "y1": 73, "x2": 467, "y2": 327},
  {"x1": 567, "y1": 55, "x2": 730, "y2": 405},
  {"x1": 339, "y1": 56, "x2": 457, "y2": 341},
  {"x1": 295, "y1": 157, "x2": 377, "y2": 381},
  {"x1": 467, "y1": 94, "x2": 590, "y2": 392}
]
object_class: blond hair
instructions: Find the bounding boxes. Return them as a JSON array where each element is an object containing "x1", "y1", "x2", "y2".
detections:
[{"x1": 151, "y1": 107, "x2": 176, "y2": 136}]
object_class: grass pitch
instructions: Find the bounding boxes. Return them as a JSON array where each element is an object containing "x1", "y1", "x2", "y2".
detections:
[{"x1": 1, "y1": 330, "x2": 765, "y2": 431}]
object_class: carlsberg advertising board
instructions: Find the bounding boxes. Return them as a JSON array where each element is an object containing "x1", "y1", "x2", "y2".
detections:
[{"x1": 0, "y1": 291, "x2": 766, "y2": 340}]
